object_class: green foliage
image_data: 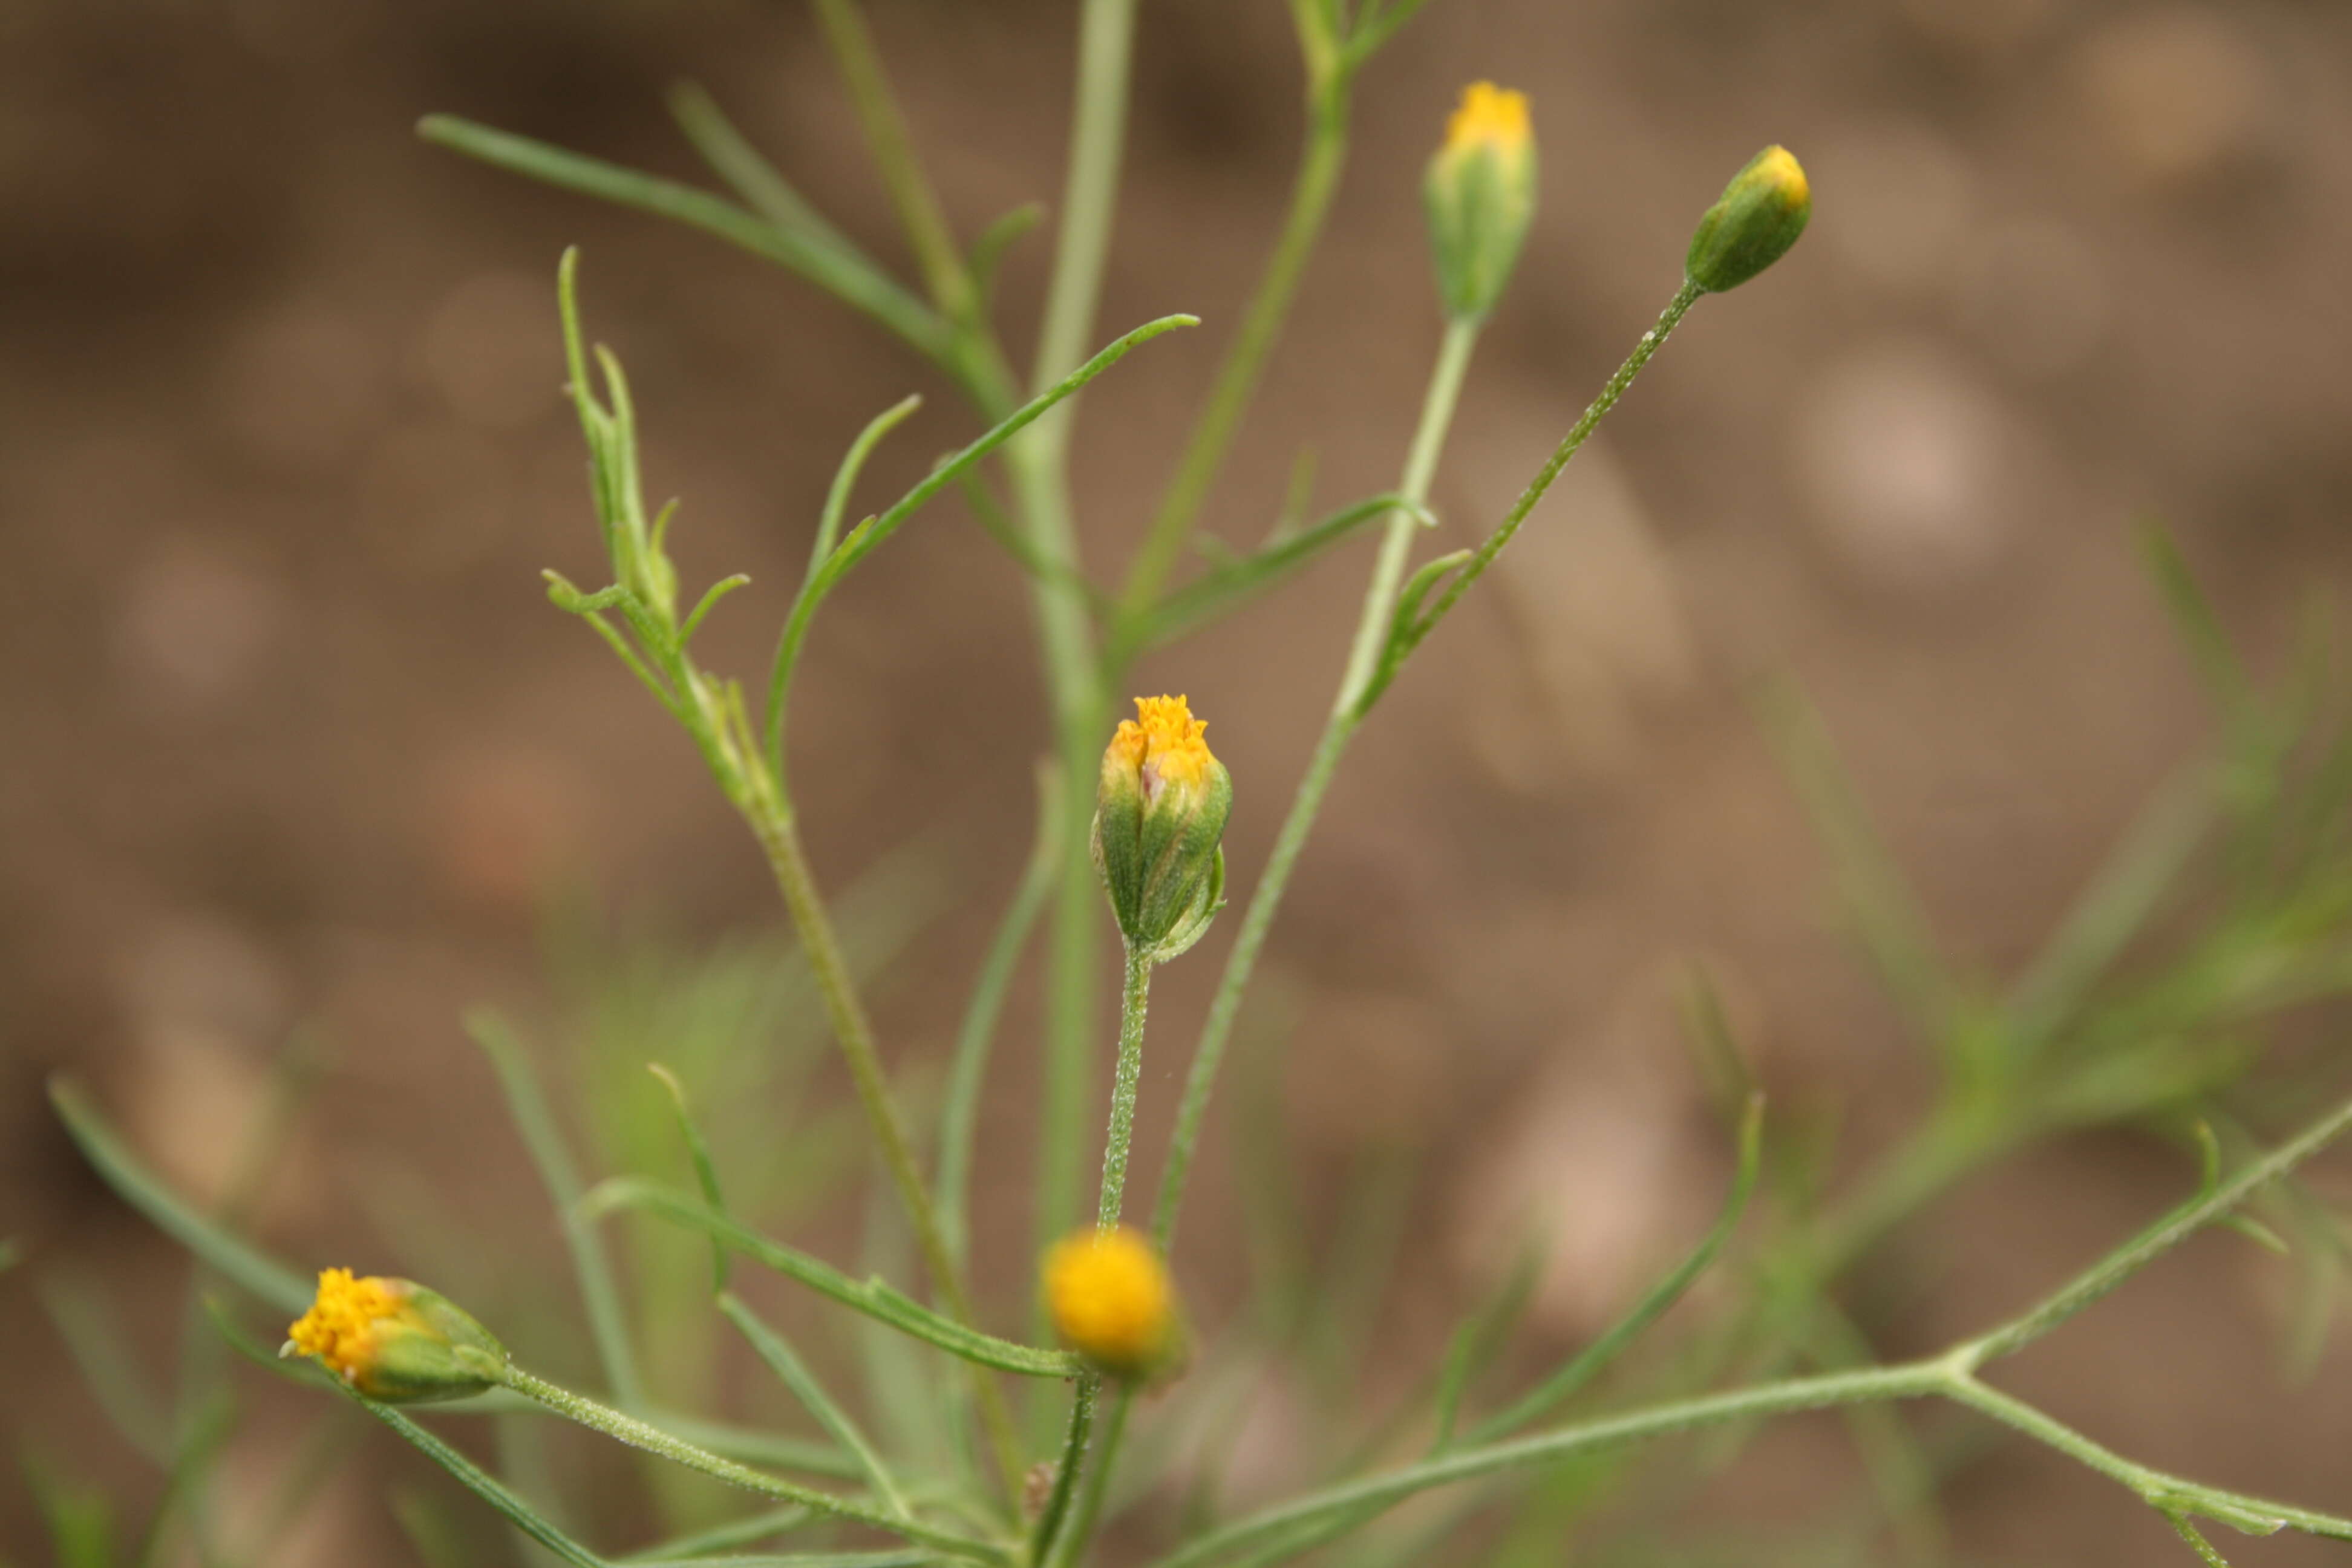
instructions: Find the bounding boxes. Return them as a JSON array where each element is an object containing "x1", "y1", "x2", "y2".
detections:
[{"x1": 36, "y1": 5, "x2": 2352, "y2": 1568}]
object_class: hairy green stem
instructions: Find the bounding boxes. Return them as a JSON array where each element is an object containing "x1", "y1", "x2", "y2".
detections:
[
  {"x1": 1151, "y1": 315, "x2": 1480, "y2": 1250},
  {"x1": 498, "y1": 1366, "x2": 1010, "y2": 1563},
  {"x1": 1033, "y1": 940, "x2": 1156, "y2": 1567},
  {"x1": 745, "y1": 806, "x2": 1028, "y2": 1500},
  {"x1": 1098, "y1": 944, "x2": 1155, "y2": 1229}
]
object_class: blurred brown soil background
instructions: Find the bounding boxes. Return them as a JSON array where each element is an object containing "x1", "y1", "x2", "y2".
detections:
[{"x1": 5, "y1": 0, "x2": 2352, "y2": 1562}]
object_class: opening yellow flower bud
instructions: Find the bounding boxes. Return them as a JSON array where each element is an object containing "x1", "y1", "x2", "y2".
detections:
[
  {"x1": 1094, "y1": 694, "x2": 1231, "y2": 961},
  {"x1": 1043, "y1": 1226, "x2": 1180, "y2": 1380},
  {"x1": 1426, "y1": 82, "x2": 1538, "y2": 322},
  {"x1": 284, "y1": 1268, "x2": 506, "y2": 1402}
]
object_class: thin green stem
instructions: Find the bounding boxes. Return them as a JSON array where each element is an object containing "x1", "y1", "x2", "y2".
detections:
[
  {"x1": 745, "y1": 807, "x2": 1029, "y2": 1500},
  {"x1": 498, "y1": 1367, "x2": 1010, "y2": 1564},
  {"x1": 1099, "y1": 944, "x2": 1155, "y2": 1229},
  {"x1": 1376, "y1": 284, "x2": 1702, "y2": 692},
  {"x1": 1032, "y1": 939, "x2": 1155, "y2": 1567},
  {"x1": 1151, "y1": 316, "x2": 1480, "y2": 1252},
  {"x1": 1016, "y1": 0, "x2": 1138, "y2": 1276},
  {"x1": 806, "y1": 0, "x2": 981, "y2": 329},
  {"x1": 1030, "y1": 1375, "x2": 1100, "y2": 1567},
  {"x1": 1047, "y1": 1390, "x2": 1129, "y2": 1568},
  {"x1": 1119, "y1": 73, "x2": 1353, "y2": 615}
]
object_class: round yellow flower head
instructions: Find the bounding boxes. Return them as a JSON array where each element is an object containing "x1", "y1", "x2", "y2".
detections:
[
  {"x1": 1445, "y1": 81, "x2": 1531, "y2": 156},
  {"x1": 1094, "y1": 694, "x2": 1231, "y2": 961},
  {"x1": 284, "y1": 1268, "x2": 506, "y2": 1402},
  {"x1": 1426, "y1": 82, "x2": 1538, "y2": 321},
  {"x1": 1044, "y1": 1226, "x2": 1181, "y2": 1380}
]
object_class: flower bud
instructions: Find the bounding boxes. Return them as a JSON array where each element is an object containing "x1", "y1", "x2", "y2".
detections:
[
  {"x1": 1684, "y1": 145, "x2": 1810, "y2": 294},
  {"x1": 1093, "y1": 694, "x2": 1230, "y2": 961},
  {"x1": 283, "y1": 1268, "x2": 507, "y2": 1402},
  {"x1": 1043, "y1": 1226, "x2": 1183, "y2": 1381},
  {"x1": 1424, "y1": 82, "x2": 1537, "y2": 322}
]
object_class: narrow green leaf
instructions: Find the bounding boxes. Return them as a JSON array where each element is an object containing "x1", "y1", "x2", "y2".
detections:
[
  {"x1": 50, "y1": 1076, "x2": 312, "y2": 1313},
  {"x1": 1469, "y1": 1095, "x2": 1765, "y2": 1443},
  {"x1": 612, "y1": 1505, "x2": 812, "y2": 1563},
  {"x1": 2138, "y1": 524, "x2": 2255, "y2": 722},
  {"x1": 647, "y1": 1063, "x2": 733, "y2": 1292},
  {"x1": 580, "y1": 1178, "x2": 1079, "y2": 1377},
  {"x1": 718, "y1": 1292, "x2": 909, "y2": 1519},
  {"x1": 2006, "y1": 774, "x2": 2211, "y2": 1059},
  {"x1": 767, "y1": 313, "x2": 1195, "y2": 754},
  {"x1": 1137, "y1": 493, "x2": 1434, "y2": 650},
  {"x1": 1754, "y1": 679, "x2": 1956, "y2": 1044},
  {"x1": 466, "y1": 1009, "x2": 644, "y2": 1408},
  {"x1": 665, "y1": 82, "x2": 867, "y2": 261},
  {"x1": 359, "y1": 1390, "x2": 610, "y2": 1568},
  {"x1": 422, "y1": 117, "x2": 953, "y2": 366}
]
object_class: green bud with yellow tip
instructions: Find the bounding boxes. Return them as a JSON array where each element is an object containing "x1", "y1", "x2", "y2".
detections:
[
  {"x1": 1685, "y1": 145, "x2": 1811, "y2": 293},
  {"x1": 1093, "y1": 694, "x2": 1230, "y2": 962},
  {"x1": 283, "y1": 1269, "x2": 508, "y2": 1403},
  {"x1": 1425, "y1": 82, "x2": 1538, "y2": 322}
]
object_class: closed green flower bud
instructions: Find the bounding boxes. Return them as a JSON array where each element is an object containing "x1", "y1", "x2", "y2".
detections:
[
  {"x1": 1684, "y1": 146, "x2": 1811, "y2": 293},
  {"x1": 283, "y1": 1269, "x2": 508, "y2": 1402},
  {"x1": 1424, "y1": 82, "x2": 1537, "y2": 322},
  {"x1": 1093, "y1": 694, "x2": 1230, "y2": 961}
]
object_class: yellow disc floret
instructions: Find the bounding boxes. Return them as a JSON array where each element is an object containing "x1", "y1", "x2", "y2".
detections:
[
  {"x1": 288, "y1": 1268, "x2": 403, "y2": 1384},
  {"x1": 1111, "y1": 693, "x2": 1214, "y2": 798},
  {"x1": 284, "y1": 1267, "x2": 505, "y2": 1402},
  {"x1": 1044, "y1": 1226, "x2": 1178, "y2": 1379},
  {"x1": 1445, "y1": 81, "x2": 1530, "y2": 155}
]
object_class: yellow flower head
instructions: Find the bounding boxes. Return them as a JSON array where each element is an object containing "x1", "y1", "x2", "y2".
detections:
[
  {"x1": 1426, "y1": 82, "x2": 1538, "y2": 321},
  {"x1": 1445, "y1": 82, "x2": 1531, "y2": 156},
  {"x1": 1109, "y1": 694, "x2": 1216, "y2": 801},
  {"x1": 285, "y1": 1268, "x2": 505, "y2": 1402},
  {"x1": 1044, "y1": 1226, "x2": 1180, "y2": 1379},
  {"x1": 1094, "y1": 694, "x2": 1232, "y2": 959}
]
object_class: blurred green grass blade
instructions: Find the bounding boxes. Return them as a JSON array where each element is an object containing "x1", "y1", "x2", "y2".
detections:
[
  {"x1": 1137, "y1": 493, "x2": 1432, "y2": 650},
  {"x1": 390, "y1": 1488, "x2": 475, "y2": 1568},
  {"x1": 39, "y1": 1272, "x2": 174, "y2": 1462},
  {"x1": 581, "y1": 1178, "x2": 1079, "y2": 1377},
  {"x1": 718, "y1": 1292, "x2": 907, "y2": 1519},
  {"x1": 2139, "y1": 524, "x2": 2256, "y2": 722},
  {"x1": 612, "y1": 1504, "x2": 812, "y2": 1563},
  {"x1": 131, "y1": 1388, "x2": 238, "y2": 1568},
  {"x1": 1754, "y1": 679, "x2": 1956, "y2": 1044},
  {"x1": 1469, "y1": 1096, "x2": 1765, "y2": 1443},
  {"x1": 49, "y1": 1076, "x2": 312, "y2": 1313},
  {"x1": 645, "y1": 1554, "x2": 939, "y2": 1567},
  {"x1": 1315, "y1": 1148, "x2": 1420, "y2": 1395},
  {"x1": 648, "y1": 1063, "x2": 734, "y2": 1292},
  {"x1": 418, "y1": 116, "x2": 954, "y2": 366},
  {"x1": 1431, "y1": 1242, "x2": 1544, "y2": 1451},
  {"x1": 0, "y1": 1236, "x2": 18, "y2": 1272},
  {"x1": 21, "y1": 1454, "x2": 117, "y2": 1568},
  {"x1": 467, "y1": 1008, "x2": 644, "y2": 1408},
  {"x1": 358, "y1": 1392, "x2": 610, "y2": 1568},
  {"x1": 2005, "y1": 774, "x2": 2211, "y2": 1057},
  {"x1": 967, "y1": 203, "x2": 1042, "y2": 303},
  {"x1": 938, "y1": 760, "x2": 1062, "y2": 1269},
  {"x1": 665, "y1": 82, "x2": 866, "y2": 260}
]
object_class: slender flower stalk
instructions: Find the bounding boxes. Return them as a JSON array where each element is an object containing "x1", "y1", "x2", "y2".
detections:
[{"x1": 1151, "y1": 312, "x2": 1481, "y2": 1253}]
